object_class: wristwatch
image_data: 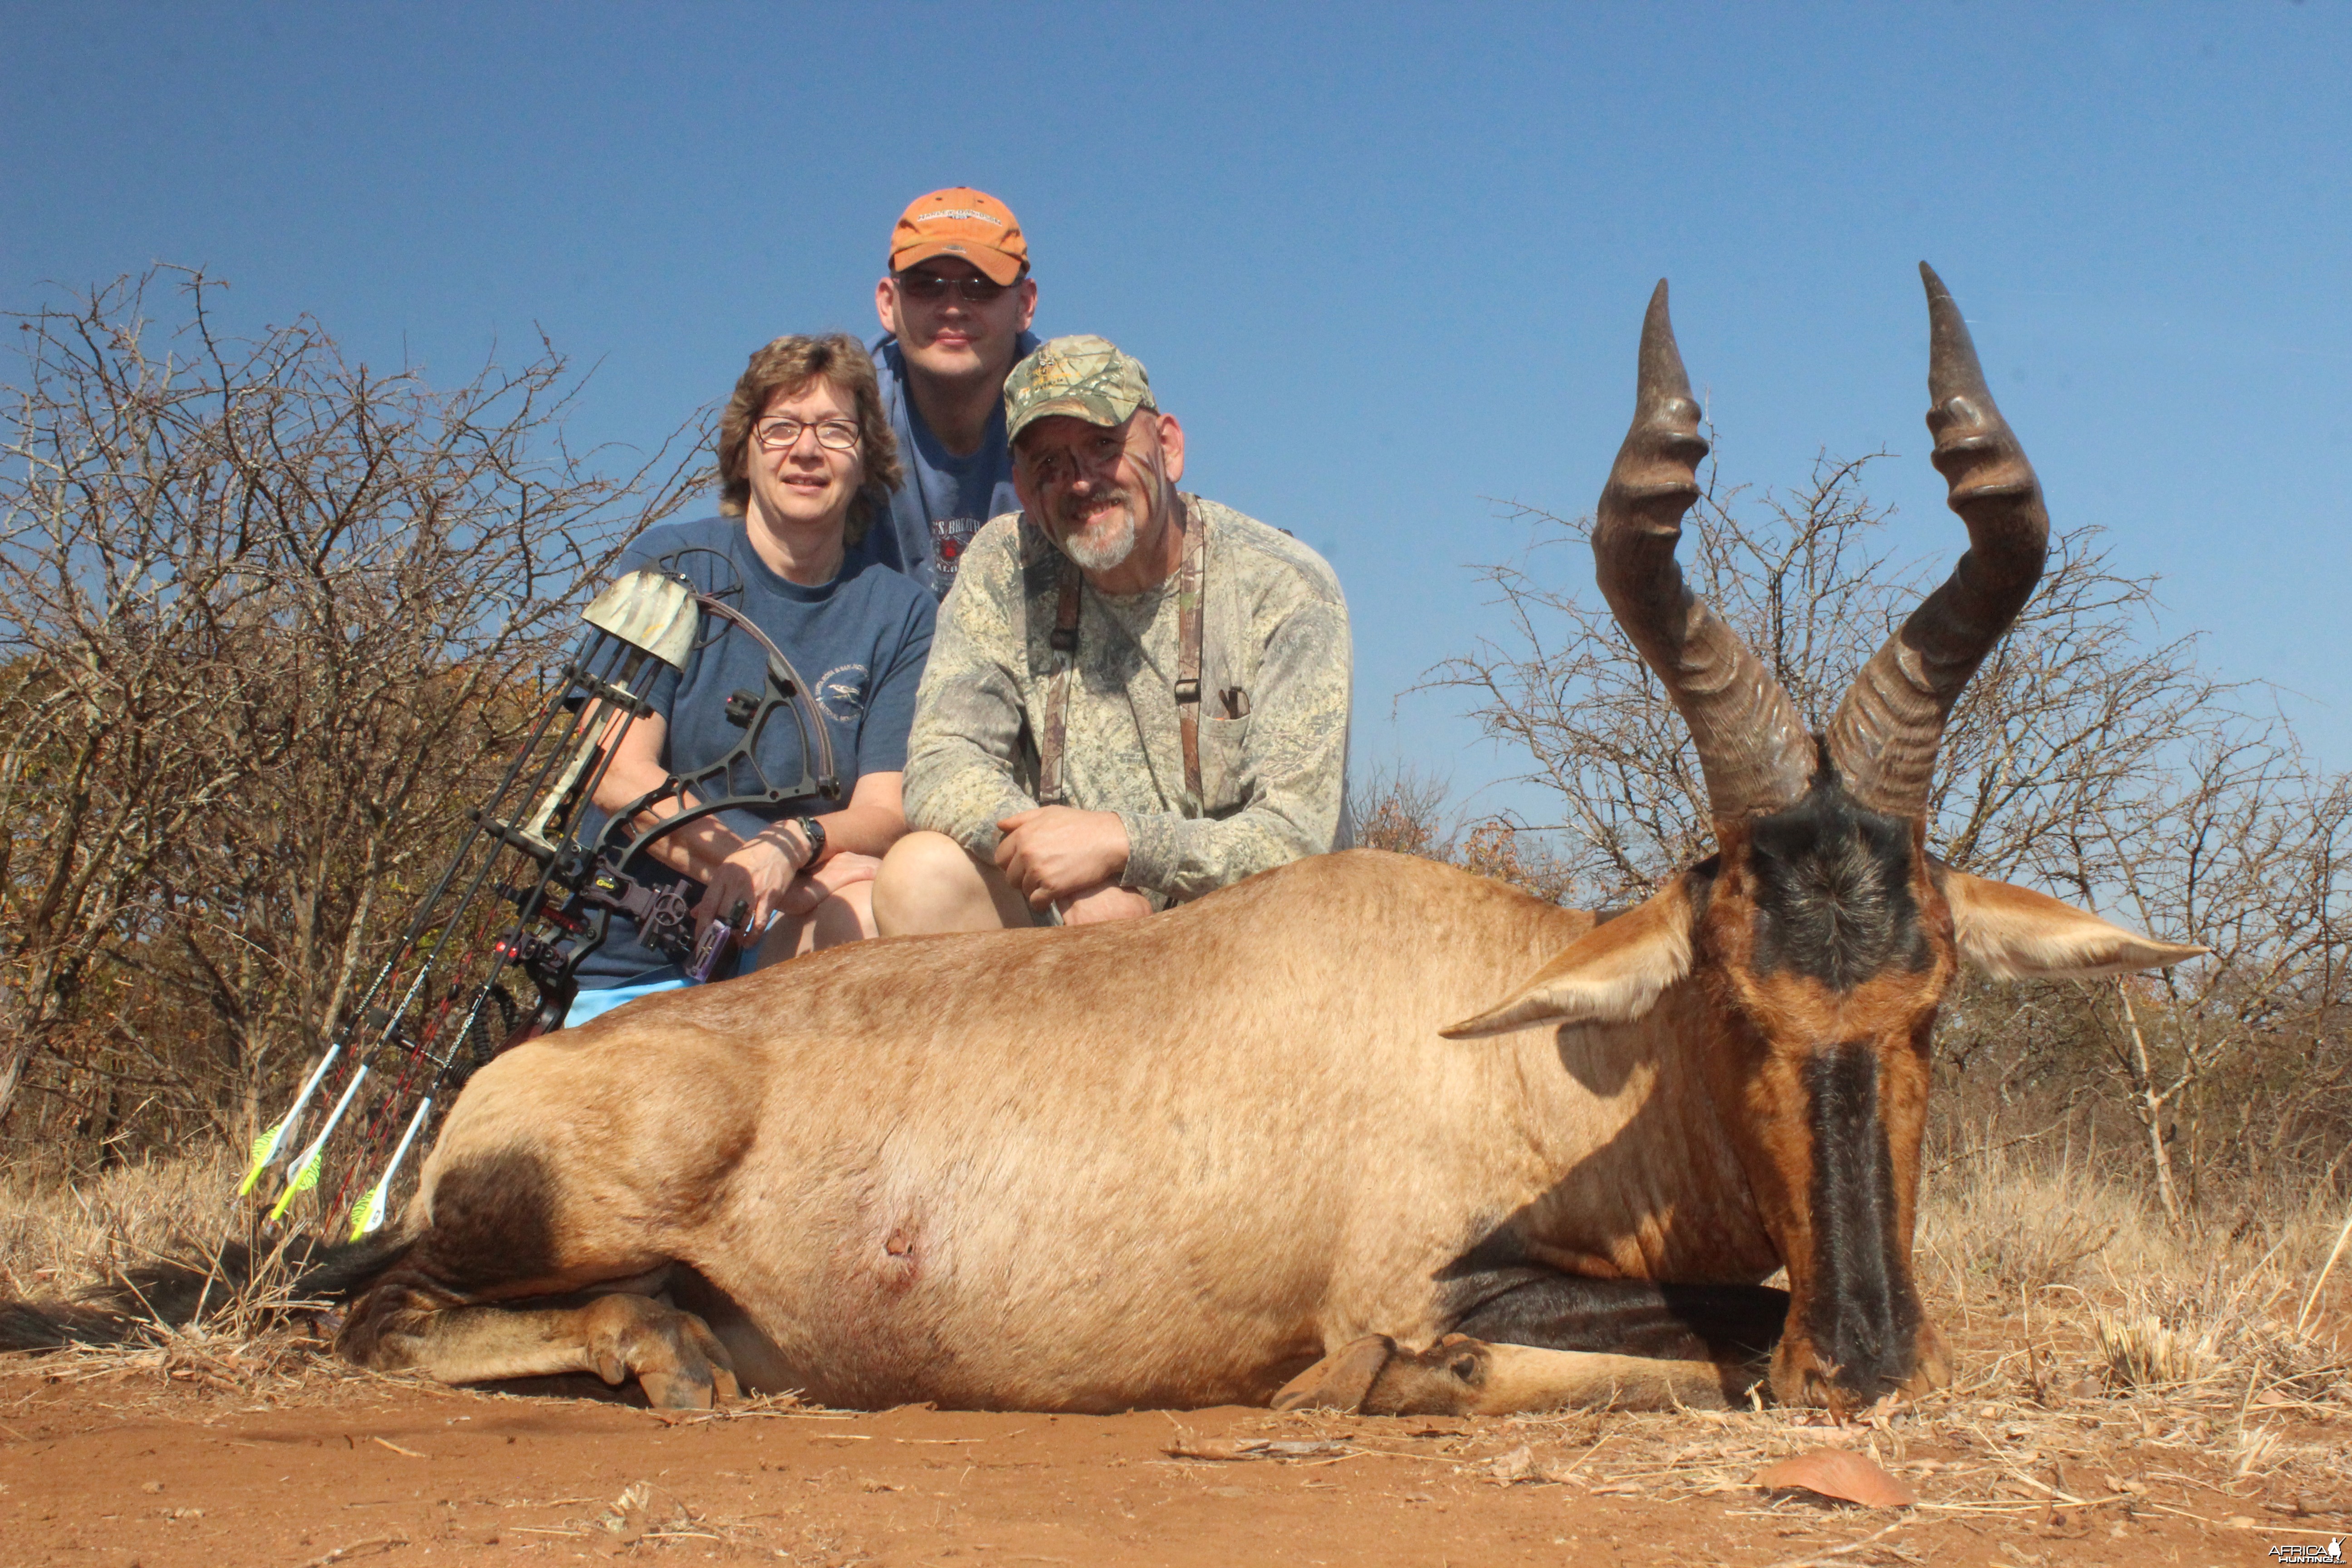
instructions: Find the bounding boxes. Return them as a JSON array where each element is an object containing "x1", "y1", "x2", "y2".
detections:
[{"x1": 790, "y1": 814, "x2": 827, "y2": 870}]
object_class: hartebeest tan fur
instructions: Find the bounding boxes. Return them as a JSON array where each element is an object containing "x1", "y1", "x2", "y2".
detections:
[{"x1": 323, "y1": 267, "x2": 2203, "y2": 1416}]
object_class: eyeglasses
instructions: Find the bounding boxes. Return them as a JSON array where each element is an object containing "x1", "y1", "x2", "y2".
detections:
[
  {"x1": 754, "y1": 417, "x2": 861, "y2": 453},
  {"x1": 895, "y1": 270, "x2": 1012, "y2": 304}
]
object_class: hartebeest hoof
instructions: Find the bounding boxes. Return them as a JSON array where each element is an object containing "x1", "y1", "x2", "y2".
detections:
[
  {"x1": 1357, "y1": 1334, "x2": 1496, "y2": 1415},
  {"x1": 580, "y1": 1294, "x2": 740, "y2": 1410},
  {"x1": 1271, "y1": 1335, "x2": 1397, "y2": 1413}
]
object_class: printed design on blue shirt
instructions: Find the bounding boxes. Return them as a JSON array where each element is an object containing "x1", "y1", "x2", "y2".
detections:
[
  {"x1": 928, "y1": 515, "x2": 988, "y2": 592},
  {"x1": 872, "y1": 331, "x2": 1040, "y2": 603},
  {"x1": 815, "y1": 662, "x2": 870, "y2": 724}
]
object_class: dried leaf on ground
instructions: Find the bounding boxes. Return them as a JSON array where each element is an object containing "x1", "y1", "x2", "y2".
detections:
[{"x1": 1754, "y1": 1447, "x2": 1919, "y2": 1509}]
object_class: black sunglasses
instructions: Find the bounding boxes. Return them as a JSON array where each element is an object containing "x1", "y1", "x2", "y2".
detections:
[{"x1": 895, "y1": 270, "x2": 1013, "y2": 304}]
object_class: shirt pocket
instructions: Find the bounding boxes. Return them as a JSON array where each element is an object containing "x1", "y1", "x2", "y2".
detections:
[{"x1": 1197, "y1": 713, "x2": 1252, "y2": 816}]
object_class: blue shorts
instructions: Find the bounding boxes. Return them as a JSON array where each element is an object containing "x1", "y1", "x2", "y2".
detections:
[
  {"x1": 561, "y1": 912, "x2": 782, "y2": 1029},
  {"x1": 562, "y1": 975, "x2": 696, "y2": 1029}
]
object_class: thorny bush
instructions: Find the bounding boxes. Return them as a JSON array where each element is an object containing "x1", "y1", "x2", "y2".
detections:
[{"x1": 0, "y1": 267, "x2": 703, "y2": 1171}]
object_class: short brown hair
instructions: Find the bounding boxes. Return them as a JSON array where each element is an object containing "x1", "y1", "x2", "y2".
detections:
[{"x1": 717, "y1": 333, "x2": 902, "y2": 544}]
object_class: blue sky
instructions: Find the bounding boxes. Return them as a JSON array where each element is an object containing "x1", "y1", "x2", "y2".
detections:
[{"x1": 5, "y1": 2, "x2": 2346, "y2": 818}]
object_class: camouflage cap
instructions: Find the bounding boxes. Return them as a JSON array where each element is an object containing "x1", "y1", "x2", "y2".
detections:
[{"x1": 1003, "y1": 335, "x2": 1156, "y2": 445}]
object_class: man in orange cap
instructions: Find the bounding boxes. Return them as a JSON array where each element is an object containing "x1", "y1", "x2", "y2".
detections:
[{"x1": 868, "y1": 187, "x2": 1041, "y2": 602}]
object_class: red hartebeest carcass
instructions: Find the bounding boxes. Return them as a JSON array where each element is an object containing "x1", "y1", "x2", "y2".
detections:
[{"x1": 278, "y1": 267, "x2": 2205, "y2": 1416}]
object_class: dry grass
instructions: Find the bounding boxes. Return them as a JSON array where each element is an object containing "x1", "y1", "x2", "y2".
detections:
[
  {"x1": 7, "y1": 1144, "x2": 2351, "y2": 1422},
  {"x1": 1917, "y1": 1144, "x2": 2134, "y2": 1297},
  {"x1": 0, "y1": 1149, "x2": 349, "y2": 1393},
  {"x1": 1910, "y1": 1133, "x2": 2352, "y2": 1535},
  {"x1": 0, "y1": 1148, "x2": 239, "y2": 1299},
  {"x1": 2080, "y1": 1260, "x2": 2350, "y2": 1404},
  {"x1": 2090, "y1": 1306, "x2": 2220, "y2": 1392},
  {"x1": 1923, "y1": 1132, "x2": 2352, "y2": 1313}
]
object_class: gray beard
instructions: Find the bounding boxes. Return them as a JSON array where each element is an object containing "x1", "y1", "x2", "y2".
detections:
[{"x1": 1059, "y1": 509, "x2": 1137, "y2": 572}]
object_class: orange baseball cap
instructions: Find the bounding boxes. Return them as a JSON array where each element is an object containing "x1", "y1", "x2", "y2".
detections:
[{"x1": 888, "y1": 188, "x2": 1029, "y2": 286}]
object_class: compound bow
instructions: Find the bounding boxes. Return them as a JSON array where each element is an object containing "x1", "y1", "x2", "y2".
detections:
[{"x1": 239, "y1": 564, "x2": 841, "y2": 1239}]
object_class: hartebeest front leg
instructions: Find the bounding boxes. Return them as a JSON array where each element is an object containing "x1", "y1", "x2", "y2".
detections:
[
  {"x1": 341, "y1": 1277, "x2": 740, "y2": 1410},
  {"x1": 1272, "y1": 1275, "x2": 1786, "y2": 1414},
  {"x1": 1274, "y1": 1334, "x2": 1763, "y2": 1414}
]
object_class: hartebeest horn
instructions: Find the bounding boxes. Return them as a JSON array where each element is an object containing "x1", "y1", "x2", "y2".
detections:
[
  {"x1": 1823, "y1": 264, "x2": 2051, "y2": 818},
  {"x1": 1595, "y1": 281, "x2": 1813, "y2": 820}
]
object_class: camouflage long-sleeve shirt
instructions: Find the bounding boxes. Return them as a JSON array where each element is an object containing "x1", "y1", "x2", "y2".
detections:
[{"x1": 902, "y1": 495, "x2": 1352, "y2": 905}]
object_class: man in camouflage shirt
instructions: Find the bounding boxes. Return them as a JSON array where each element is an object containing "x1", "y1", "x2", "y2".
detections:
[{"x1": 872, "y1": 334, "x2": 1352, "y2": 931}]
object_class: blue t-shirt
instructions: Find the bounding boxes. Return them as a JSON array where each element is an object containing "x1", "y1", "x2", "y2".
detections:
[
  {"x1": 867, "y1": 330, "x2": 1041, "y2": 602},
  {"x1": 571, "y1": 514, "x2": 936, "y2": 987}
]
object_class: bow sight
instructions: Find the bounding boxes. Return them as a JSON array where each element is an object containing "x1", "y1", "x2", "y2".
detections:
[{"x1": 237, "y1": 567, "x2": 840, "y2": 1239}]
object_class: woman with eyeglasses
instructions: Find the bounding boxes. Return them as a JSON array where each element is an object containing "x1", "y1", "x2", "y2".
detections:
[{"x1": 562, "y1": 333, "x2": 936, "y2": 1028}]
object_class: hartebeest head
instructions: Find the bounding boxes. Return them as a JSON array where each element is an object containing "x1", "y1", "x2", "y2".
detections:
[{"x1": 1445, "y1": 266, "x2": 2204, "y2": 1409}]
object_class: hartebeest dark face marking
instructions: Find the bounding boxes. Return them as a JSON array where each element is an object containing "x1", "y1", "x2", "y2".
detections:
[
  {"x1": 1687, "y1": 783, "x2": 1956, "y2": 1408},
  {"x1": 1744, "y1": 771, "x2": 1931, "y2": 991},
  {"x1": 1681, "y1": 771, "x2": 1947, "y2": 1400},
  {"x1": 1708, "y1": 772, "x2": 1945, "y2": 1400},
  {"x1": 1797, "y1": 1043, "x2": 1922, "y2": 1401}
]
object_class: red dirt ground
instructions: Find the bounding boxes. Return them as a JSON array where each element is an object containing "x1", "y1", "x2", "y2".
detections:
[{"x1": 1, "y1": 1359, "x2": 2324, "y2": 1568}]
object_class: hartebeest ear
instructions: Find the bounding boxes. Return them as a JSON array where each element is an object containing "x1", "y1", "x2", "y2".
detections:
[
  {"x1": 1439, "y1": 876, "x2": 1700, "y2": 1039},
  {"x1": 1941, "y1": 869, "x2": 2207, "y2": 979}
]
